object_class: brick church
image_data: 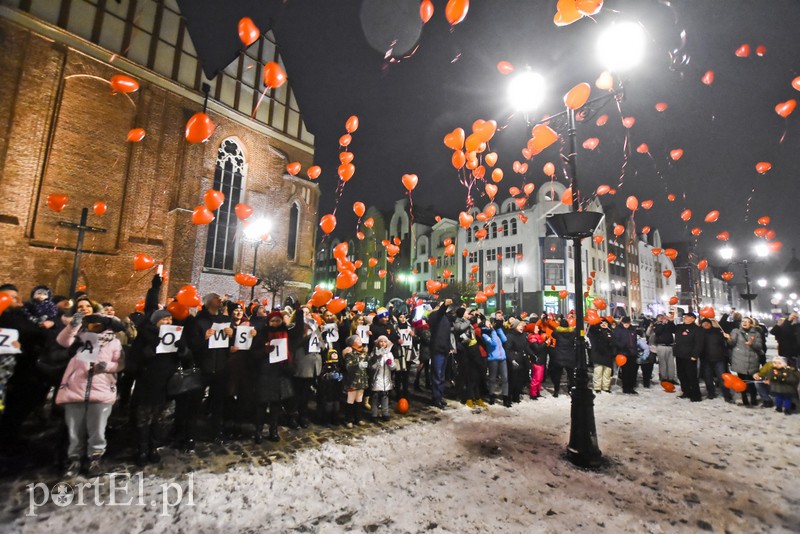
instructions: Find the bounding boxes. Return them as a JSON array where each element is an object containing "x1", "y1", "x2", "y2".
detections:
[{"x1": 0, "y1": 1, "x2": 320, "y2": 313}]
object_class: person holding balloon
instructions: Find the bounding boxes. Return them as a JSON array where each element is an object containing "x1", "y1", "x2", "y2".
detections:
[
  {"x1": 727, "y1": 317, "x2": 764, "y2": 407},
  {"x1": 611, "y1": 317, "x2": 640, "y2": 395},
  {"x1": 698, "y1": 318, "x2": 733, "y2": 403}
]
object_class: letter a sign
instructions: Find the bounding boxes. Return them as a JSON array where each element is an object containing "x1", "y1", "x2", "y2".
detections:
[{"x1": 77, "y1": 332, "x2": 101, "y2": 362}]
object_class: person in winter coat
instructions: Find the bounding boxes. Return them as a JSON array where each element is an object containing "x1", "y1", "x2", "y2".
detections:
[
  {"x1": 250, "y1": 307, "x2": 303, "y2": 443},
  {"x1": 451, "y1": 307, "x2": 472, "y2": 404},
  {"x1": 192, "y1": 292, "x2": 232, "y2": 441},
  {"x1": 647, "y1": 313, "x2": 678, "y2": 383},
  {"x1": 699, "y1": 318, "x2": 733, "y2": 402},
  {"x1": 611, "y1": 317, "x2": 640, "y2": 394},
  {"x1": 369, "y1": 335, "x2": 398, "y2": 421},
  {"x1": 223, "y1": 302, "x2": 253, "y2": 438},
  {"x1": 56, "y1": 302, "x2": 124, "y2": 478},
  {"x1": 504, "y1": 318, "x2": 533, "y2": 403},
  {"x1": 293, "y1": 320, "x2": 322, "y2": 428},
  {"x1": 769, "y1": 313, "x2": 800, "y2": 366},
  {"x1": 549, "y1": 319, "x2": 577, "y2": 397},
  {"x1": 636, "y1": 328, "x2": 655, "y2": 388},
  {"x1": 318, "y1": 349, "x2": 344, "y2": 426},
  {"x1": 428, "y1": 300, "x2": 454, "y2": 409},
  {"x1": 343, "y1": 334, "x2": 370, "y2": 428},
  {"x1": 412, "y1": 318, "x2": 432, "y2": 391},
  {"x1": 727, "y1": 317, "x2": 764, "y2": 406},
  {"x1": 588, "y1": 320, "x2": 614, "y2": 393},
  {"x1": 526, "y1": 322, "x2": 548, "y2": 399},
  {"x1": 23, "y1": 285, "x2": 58, "y2": 329},
  {"x1": 673, "y1": 312, "x2": 704, "y2": 402},
  {"x1": 0, "y1": 284, "x2": 53, "y2": 452},
  {"x1": 482, "y1": 317, "x2": 510, "y2": 407},
  {"x1": 394, "y1": 313, "x2": 415, "y2": 399},
  {"x1": 757, "y1": 356, "x2": 799, "y2": 414},
  {"x1": 129, "y1": 308, "x2": 191, "y2": 466}
]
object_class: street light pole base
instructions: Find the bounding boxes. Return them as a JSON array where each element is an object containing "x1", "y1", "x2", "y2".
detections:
[{"x1": 566, "y1": 376, "x2": 603, "y2": 469}]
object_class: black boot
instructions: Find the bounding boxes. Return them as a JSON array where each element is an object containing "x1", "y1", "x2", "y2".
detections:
[
  {"x1": 268, "y1": 424, "x2": 280, "y2": 442},
  {"x1": 741, "y1": 393, "x2": 750, "y2": 406},
  {"x1": 344, "y1": 404, "x2": 354, "y2": 428},
  {"x1": 488, "y1": 395, "x2": 496, "y2": 405},
  {"x1": 503, "y1": 396, "x2": 512, "y2": 408},
  {"x1": 148, "y1": 444, "x2": 161, "y2": 464},
  {"x1": 253, "y1": 425, "x2": 263, "y2": 444}
]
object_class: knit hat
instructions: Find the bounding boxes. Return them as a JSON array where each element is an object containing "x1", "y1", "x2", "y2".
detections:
[
  {"x1": 375, "y1": 307, "x2": 389, "y2": 319},
  {"x1": 150, "y1": 309, "x2": 172, "y2": 324},
  {"x1": 621, "y1": 316, "x2": 632, "y2": 323},
  {"x1": 345, "y1": 334, "x2": 361, "y2": 347},
  {"x1": 325, "y1": 348, "x2": 339, "y2": 363},
  {"x1": 772, "y1": 355, "x2": 787, "y2": 365},
  {"x1": 376, "y1": 335, "x2": 390, "y2": 346},
  {"x1": 267, "y1": 310, "x2": 284, "y2": 321},
  {"x1": 684, "y1": 312, "x2": 696, "y2": 319},
  {"x1": 508, "y1": 317, "x2": 520, "y2": 329}
]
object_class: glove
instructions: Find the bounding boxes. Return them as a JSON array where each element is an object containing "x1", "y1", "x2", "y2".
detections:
[
  {"x1": 385, "y1": 358, "x2": 393, "y2": 367},
  {"x1": 152, "y1": 274, "x2": 163, "y2": 288},
  {"x1": 69, "y1": 312, "x2": 86, "y2": 327},
  {"x1": 358, "y1": 360, "x2": 368, "y2": 369},
  {"x1": 95, "y1": 361, "x2": 108, "y2": 372}
]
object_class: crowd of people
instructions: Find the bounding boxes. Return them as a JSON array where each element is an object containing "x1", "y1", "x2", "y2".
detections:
[{"x1": 1, "y1": 277, "x2": 798, "y2": 481}]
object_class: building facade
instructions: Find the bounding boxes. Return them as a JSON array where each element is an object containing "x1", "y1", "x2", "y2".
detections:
[{"x1": 0, "y1": 1, "x2": 318, "y2": 313}]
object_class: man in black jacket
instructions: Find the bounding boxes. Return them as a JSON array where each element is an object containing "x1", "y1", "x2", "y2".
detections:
[
  {"x1": 648, "y1": 313, "x2": 677, "y2": 383},
  {"x1": 699, "y1": 319, "x2": 733, "y2": 402},
  {"x1": 674, "y1": 312, "x2": 703, "y2": 402},
  {"x1": 428, "y1": 299, "x2": 453, "y2": 409},
  {"x1": 770, "y1": 313, "x2": 800, "y2": 366},
  {"x1": 611, "y1": 317, "x2": 639, "y2": 394},
  {"x1": 191, "y1": 292, "x2": 232, "y2": 441}
]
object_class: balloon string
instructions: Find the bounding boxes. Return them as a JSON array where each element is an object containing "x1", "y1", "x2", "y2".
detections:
[
  {"x1": 251, "y1": 87, "x2": 269, "y2": 119},
  {"x1": 407, "y1": 191, "x2": 415, "y2": 225},
  {"x1": 779, "y1": 118, "x2": 788, "y2": 144},
  {"x1": 743, "y1": 184, "x2": 757, "y2": 223},
  {"x1": 63, "y1": 75, "x2": 136, "y2": 109}
]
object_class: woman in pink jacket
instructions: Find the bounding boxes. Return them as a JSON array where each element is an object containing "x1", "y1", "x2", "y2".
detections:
[{"x1": 56, "y1": 296, "x2": 124, "y2": 478}]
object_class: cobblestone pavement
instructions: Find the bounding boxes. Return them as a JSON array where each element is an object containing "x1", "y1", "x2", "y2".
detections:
[{"x1": 0, "y1": 390, "x2": 449, "y2": 523}]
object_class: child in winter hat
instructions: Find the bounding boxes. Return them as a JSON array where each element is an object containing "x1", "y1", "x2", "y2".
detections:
[
  {"x1": 24, "y1": 285, "x2": 58, "y2": 326},
  {"x1": 369, "y1": 335, "x2": 397, "y2": 421}
]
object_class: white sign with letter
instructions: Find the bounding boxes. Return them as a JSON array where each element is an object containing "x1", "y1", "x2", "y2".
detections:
[
  {"x1": 400, "y1": 328, "x2": 413, "y2": 348},
  {"x1": 322, "y1": 323, "x2": 339, "y2": 344},
  {"x1": 308, "y1": 333, "x2": 322, "y2": 353},
  {"x1": 76, "y1": 332, "x2": 101, "y2": 362},
  {"x1": 269, "y1": 337, "x2": 289, "y2": 364},
  {"x1": 357, "y1": 325, "x2": 370, "y2": 344},
  {"x1": 235, "y1": 325, "x2": 254, "y2": 350},
  {"x1": 156, "y1": 325, "x2": 183, "y2": 354},
  {"x1": 0, "y1": 328, "x2": 21, "y2": 355},
  {"x1": 208, "y1": 322, "x2": 231, "y2": 349}
]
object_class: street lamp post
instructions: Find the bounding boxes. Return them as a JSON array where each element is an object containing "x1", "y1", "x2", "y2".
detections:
[
  {"x1": 507, "y1": 21, "x2": 645, "y2": 469},
  {"x1": 243, "y1": 217, "x2": 274, "y2": 301}
]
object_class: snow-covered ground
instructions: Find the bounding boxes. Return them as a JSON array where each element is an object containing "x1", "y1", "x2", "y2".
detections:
[{"x1": 6, "y1": 385, "x2": 799, "y2": 533}]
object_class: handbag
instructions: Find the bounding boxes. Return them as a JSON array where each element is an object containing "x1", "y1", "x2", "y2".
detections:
[{"x1": 167, "y1": 360, "x2": 205, "y2": 397}]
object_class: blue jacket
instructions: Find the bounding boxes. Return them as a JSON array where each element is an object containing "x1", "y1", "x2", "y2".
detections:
[{"x1": 481, "y1": 327, "x2": 507, "y2": 361}]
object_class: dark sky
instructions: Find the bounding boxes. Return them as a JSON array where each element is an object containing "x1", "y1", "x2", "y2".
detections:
[{"x1": 179, "y1": 0, "x2": 800, "y2": 284}]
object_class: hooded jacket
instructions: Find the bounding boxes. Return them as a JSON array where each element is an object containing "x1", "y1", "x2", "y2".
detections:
[
  {"x1": 55, "y1": 320, "x2": 124, "y2": 405},
  {"x1": 550, "y1": 326, "x2": 577, "y2": 368},
  {"x1": 588, "y1": 324, "x2": 614, "y2": 367},
  {"x1": 370, "y1": 341, "x2": 398, "y2": 392},
  {"x1": 727, "y1": 327, "x2": 764, "y2": 374},
  {"x1": 481, "y1": 326, "x2": 507, "y2": 361}
]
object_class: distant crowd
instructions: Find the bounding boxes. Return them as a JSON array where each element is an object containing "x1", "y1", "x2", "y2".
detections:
[{"x1": 1, "y1": 277, "x2": 798, "y2": 480}]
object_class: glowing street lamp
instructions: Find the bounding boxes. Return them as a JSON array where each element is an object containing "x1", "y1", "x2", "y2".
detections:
[
  {"x1": 596, "y1": 21, "x2": 647, "y2": 72},
  {"x1": 243, "y1": 217, "x2": 274, "y2": 300}
]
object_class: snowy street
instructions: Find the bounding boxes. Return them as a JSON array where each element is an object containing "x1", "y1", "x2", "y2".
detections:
[{"x1": 6, "y1": 386, "x2": 799, "y2": 533}]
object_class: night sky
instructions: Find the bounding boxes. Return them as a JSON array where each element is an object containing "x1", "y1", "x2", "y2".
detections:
[{"x1": 179, "y1": 0, "x2": 800, "y2": 284}]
